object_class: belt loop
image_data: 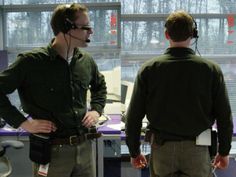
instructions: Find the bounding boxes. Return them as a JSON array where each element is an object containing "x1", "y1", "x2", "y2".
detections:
[
  {"x1": 150, "y1": 133, "x2": 160, "y2": 148},
  {"x1": 150, "y1": 133, "x2": 155, "y2": 145},
  {"x1": 84, "y1": 134, "x2": 88, "y2": 141},
  {"x1": 144, "y1": 129, "x2": 152, "y2": 142}
]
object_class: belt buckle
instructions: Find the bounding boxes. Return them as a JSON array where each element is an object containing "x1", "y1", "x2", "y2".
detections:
[{"x1": 69, "y1": 135, "x2": 77, "y2": 145}]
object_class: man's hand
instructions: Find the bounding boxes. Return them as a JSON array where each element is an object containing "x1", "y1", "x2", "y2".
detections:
[
  {"x1": 131, "y1": 154, "x2": 147, "y2": 169},
  {"x1": 82, "y1": 111, "x2": 100, "y2": 128},
  {"x1": 20, "y1": 119, "x2": 57, "y2": 133},
  {"x1": 213, "y1": 154, "x2": 229, "y2": 169}
]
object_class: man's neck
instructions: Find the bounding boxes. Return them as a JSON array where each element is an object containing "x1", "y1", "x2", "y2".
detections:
[
  {"x1": 169, "y1": 38, "x2": 191, "y2": 48},
  {"x1": 52, "y1": 34, "x2": 74, "y2": 60}
]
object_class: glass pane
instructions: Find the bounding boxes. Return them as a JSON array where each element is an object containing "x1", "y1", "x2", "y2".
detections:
[
  {"x1": 121, "y1": 18, "x2": 236, "y2": 55},
  {"x1": 220, "y1": 63, "x2": 236, "y2": 119},
  {"x1": 4, "y1": 0, "x2": 119, "y2": 5},
  {"x1": 6, "y1": 12, "x2": 53, "y2": 48},
  {"x1": 5, "y1": 7, "x2": 120, "y2": 108},
  {"x1": 6, "y1": 10, "x2": 119, "y2": 48},
  {"x1": 89, "y1": 10, "x2": 118, "y2": 47},
  {"x1": 121, "y1": 0, "x2": 236, "y2": 14},
  {"x1": 121, "y1": 21, "x2": 167, "y2": 54}
]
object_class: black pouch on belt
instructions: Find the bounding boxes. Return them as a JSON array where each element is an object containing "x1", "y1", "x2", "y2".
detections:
[{"x1": 29, "y1": 134, "x2": 51, "y2": 165}]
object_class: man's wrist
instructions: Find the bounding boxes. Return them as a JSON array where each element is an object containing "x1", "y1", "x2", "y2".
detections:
[
  {"x1": 130, "y1": 151, "x2": 141, "y2": 158},
  {"x1": 91, "y1": 110, "x2": 101, "y2": 117},
  {"x1": 20, "y1": 119, "x2": 30, "y2": 130}
]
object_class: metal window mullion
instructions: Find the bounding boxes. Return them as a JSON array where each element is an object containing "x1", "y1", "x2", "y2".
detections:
[
  {"x1": 117, "y1": 6, "x2": 121, "y2": 49},
  {"x1": 121, "y1": 13, "x2": 236, "y2": 21},
  {"x1": 0, "y1": 7, "x2": 3, "y2": 50},
  {"x1": 2, "y1": 8, "x2": 6, "y2": 50},
  {"x1": 2, "y1": 2, "x2": 121, "y2": 12}
]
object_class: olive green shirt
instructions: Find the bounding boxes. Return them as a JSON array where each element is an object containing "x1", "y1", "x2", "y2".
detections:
[
  {"x1": 0, "y1": 42, "x2": 107, "y2": 137},
  {"x1": 126, "y1": 47, "x2": 233, "y2": 157}
]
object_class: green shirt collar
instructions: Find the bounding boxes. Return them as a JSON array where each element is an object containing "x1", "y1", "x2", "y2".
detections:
[
  {"x1": 47, "y1": 38, "x2": 83, "y2": 61},
  {"x1": 165, "y1": 47, "x2": 195, "y2": 56}
]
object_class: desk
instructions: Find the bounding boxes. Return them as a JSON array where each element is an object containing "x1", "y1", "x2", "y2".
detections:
[
  {"x1": 0, "y1": 114, "x2": 121, "y2": 177},
  {"x1": 97, "y1": 114, "x2": 121, "y2": 177},
  {"x1": 1, "y1": 117, "x2": 236, "y2": 177}
]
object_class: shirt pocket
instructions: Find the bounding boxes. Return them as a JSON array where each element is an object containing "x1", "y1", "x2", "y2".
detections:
[{"x1": 73, "y1": 78, "x2": 90, "y2": 104}]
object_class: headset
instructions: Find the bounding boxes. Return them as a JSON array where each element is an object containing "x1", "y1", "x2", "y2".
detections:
[
  {"x1": 62, "y1": 5, "x2": 78, "y2": 34},
  {"x1": 64, "y1": 18, "x2": 77, "y2": 33},
  {"x1": 191, "y1": 16, "x2": 199, "y2": 39},
  {"x1": 191, "y1": 16, "x2": 201, "y2": 55},
  {"x1": 62, "y1": 4, "x2": 91, "y2": 43},
  {"x1": 165, "y1": 14, "x2": 198, "y2": 39},
  {"x1": 62, "y1": 4, "x2": 91, "y2": 60},
  {"x1": 165, "y1": 13, "x2": 200, "y2": 55}
]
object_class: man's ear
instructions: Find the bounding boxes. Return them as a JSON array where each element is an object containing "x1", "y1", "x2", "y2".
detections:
[{"x1": 165, "y1": 30, "x2": 170, "y2": 40}]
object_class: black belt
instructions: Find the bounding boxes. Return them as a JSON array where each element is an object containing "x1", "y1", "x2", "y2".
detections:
[
  {"x1": 52, "y1": 133, "x2": 102, "y2": 145},
  {"x1": 150, "y1": 132, "x2": 195, "y2": 146}
]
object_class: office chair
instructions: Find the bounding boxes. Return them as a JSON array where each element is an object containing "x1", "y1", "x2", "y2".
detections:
[{"x1": 0, "y1": 140, "x2": 24, "y2": 177}]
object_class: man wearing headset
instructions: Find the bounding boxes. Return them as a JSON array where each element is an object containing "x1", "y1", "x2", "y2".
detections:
[
  {"x1": 0, "y1": 3, "x2": 107, "y2": 177},
  {"x1": 125, "y1": 10, "x2": 233, "y2": 177}
]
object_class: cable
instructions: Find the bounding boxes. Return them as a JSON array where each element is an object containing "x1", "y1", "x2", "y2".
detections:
[
  {"x1": 63, "y1": 33, "x2": 71, "y2": 61},
  {"x1": 191, "y1": 38, "x2": 201, "y2": 56},
  {"x1": 195, "y1": 38, "x2": 201, "y2": 57}
]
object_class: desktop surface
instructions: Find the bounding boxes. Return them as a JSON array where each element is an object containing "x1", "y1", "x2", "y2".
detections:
[{"x1": 0, "y1": 114, "x2": 121, "y2": 136}]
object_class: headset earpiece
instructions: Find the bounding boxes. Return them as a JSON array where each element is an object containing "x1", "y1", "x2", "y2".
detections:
[
  {"x1": 192, "y1": 18, "x2": 199, "y2": 38},
  {"x1": 64, "y1": 18, "x2": 77, "y2": 33},
  {"x1": 62, "y1": 5, "x2": 77, "y2": 33}
]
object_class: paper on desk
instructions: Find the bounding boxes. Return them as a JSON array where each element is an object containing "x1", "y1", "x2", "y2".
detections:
[
  {"x1": 3, "y1": 126, "x2": 18, "y2": 131},
  {"x1": 107, "y1": 122, "x2": 125, "y2": 130},
  {"x1": 96, "y1": 114, "x2": 110, "y2": 127}
]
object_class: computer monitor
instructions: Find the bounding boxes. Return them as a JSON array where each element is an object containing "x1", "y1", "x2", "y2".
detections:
[
  {"x1": 121, "y1": 84, "x2": 127, "y2": 104},
  {"x1": 0, "y1": 50, "x2": 8, "y2": 71},
  {"x1": 121, "y1": 81, "x2": 134, "y2": 112},
  {"x1": 121, "y1": 81, "x2": 149, "y2": 127},
  {"x1": 101, "y1": 67, "x2": 121, "y2": 103},
  {"x1": 101, "y1": 67, "x2": 121, "y2": 114}
]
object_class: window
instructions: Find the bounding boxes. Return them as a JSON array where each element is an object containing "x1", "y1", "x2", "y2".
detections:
[
  {"x1": 4, "y1": 0, "x2": 119, "y2": 5},
  {"x1": 0, "y1": 0, "x2": 236, "y2": 118},
  {"x1": 0, "y1": 1, "x2": 121, "y2": 109},
  {"x1": 120, "y1": 0, "x2": 236, "y2": 118}
]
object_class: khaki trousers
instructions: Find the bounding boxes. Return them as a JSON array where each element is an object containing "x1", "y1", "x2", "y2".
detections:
[
  {"x1": 149, "y1": 141, "x2": 212, "y2": 177},
  {"x1": 33, "y1": 140, "x2": 95, "y2": 177}
]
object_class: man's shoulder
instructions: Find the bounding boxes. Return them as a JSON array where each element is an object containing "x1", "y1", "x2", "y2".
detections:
[
  {"x1": 138, "y1": 55, "x2": 167, "y2": 75},
  {"x1": 191, "y1": 55, "x2": 221, "y2": 70},
  {"x1": 76, "y1": 48, "x2": 92, "y2": 59},
  {"x1": 18, "y1": 46, "x2": 49, "y2": 61},
  {"x1": 75, "y1": 48, "x2": 95, "y2": 65},
  {"x1": 142, "y1": 54, "x2": 167, "y2": 68}
]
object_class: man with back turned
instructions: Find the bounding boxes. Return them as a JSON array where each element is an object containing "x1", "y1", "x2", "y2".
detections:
[{"x1": 125, "y1": 10, "x2": 233, "y2": 177}]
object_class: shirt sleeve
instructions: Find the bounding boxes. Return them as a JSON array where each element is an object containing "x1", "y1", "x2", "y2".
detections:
[
  {"x1": 212, "y1": 65, "x2": 233, "y2": 156},
  {"x1": 89, "y1": 59, "x2": 107, "y2": 116},
  {"x1": 0, "y1": 54, "x2": 27, "y2": 128},
  {"x1": 125, "y1": 67, "x2": 147, "y2": 158}
]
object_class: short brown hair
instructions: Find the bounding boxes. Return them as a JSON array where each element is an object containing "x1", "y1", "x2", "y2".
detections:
[
  {"x1": 165, "y1": 10, "x2": 195, "y2": 42},
  {"x1": 50, "y1": 3, "x2": 88, "y2": 35}
]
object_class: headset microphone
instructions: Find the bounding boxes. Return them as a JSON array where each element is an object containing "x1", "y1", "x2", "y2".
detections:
[{"x1": 68, "y1": 33, "x2": 90, "y2": 43}]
